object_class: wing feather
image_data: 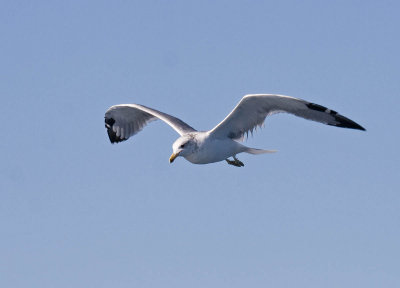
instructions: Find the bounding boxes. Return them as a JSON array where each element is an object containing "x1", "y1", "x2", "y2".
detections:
[
  {"x1": 105, "y1": 104, "x2": 196, "y2": 143},
  {"x1": 209, "y1": 94, "x2": 365, "y2": 140}
]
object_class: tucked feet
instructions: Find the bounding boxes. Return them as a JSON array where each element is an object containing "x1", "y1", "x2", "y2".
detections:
[{"x1": 225, "y1": 156, "x2": 244, "y2": 167}]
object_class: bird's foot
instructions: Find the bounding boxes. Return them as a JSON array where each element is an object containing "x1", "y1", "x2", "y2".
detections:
[{"x1": 225, "y1": 156, "x2": 244, "y2": 167}]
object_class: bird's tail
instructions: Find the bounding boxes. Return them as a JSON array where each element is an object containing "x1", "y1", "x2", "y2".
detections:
[{"x1": 245, "y1": 147, "x2": 277, "y2": 155}]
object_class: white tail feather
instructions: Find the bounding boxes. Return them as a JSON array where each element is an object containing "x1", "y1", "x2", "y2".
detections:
[{"x1": 245, "y1": 148, "x2": 277, "y2": 155}]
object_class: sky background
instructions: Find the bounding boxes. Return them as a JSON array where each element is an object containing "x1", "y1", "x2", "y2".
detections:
[{"x1": 1, "y1": 1, "x2": 399, "y2": 287}]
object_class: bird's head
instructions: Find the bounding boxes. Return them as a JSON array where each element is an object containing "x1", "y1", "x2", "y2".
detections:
[{"x1": 169, "y1": 135, "x2": 197, "y2": 163}]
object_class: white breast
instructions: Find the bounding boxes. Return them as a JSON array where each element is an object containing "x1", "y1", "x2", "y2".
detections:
[{"x1": 184, "y1": 137, "x2": 246, "y2": 164}]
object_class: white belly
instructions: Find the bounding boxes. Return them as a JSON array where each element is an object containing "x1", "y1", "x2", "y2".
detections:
[{"x1": 184, "y1": 138, "x2": 246, "y2": 164}]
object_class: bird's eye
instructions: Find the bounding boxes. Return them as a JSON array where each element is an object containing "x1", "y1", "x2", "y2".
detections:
[{"x1": 180, "y1": 144, "x2": 185, "y2": 148}]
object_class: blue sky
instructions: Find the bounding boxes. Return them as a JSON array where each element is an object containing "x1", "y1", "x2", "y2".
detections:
[{"x1": 1, "y1": 1, "x2": 399, "y2": 287}]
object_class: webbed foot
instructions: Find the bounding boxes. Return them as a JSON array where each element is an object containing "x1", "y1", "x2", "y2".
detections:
[{"x1": 225, "y1": 156, "x2": 244, "y2": 167}]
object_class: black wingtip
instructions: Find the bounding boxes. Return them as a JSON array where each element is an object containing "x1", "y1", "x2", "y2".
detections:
[
  {"x1": 306, "y1": 103, "x2": 366, "y2": 131},
  {"x1": 104, "y1": 117, "x2": 126, "y2": 143},
  {"x1": 330, "y1": 114, "x2": 366, "y2": 131}
]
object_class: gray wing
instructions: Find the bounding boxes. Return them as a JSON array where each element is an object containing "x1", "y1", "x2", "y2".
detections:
[
  {"x1": 209, "y1": 94, "x2": 365, "y2": 140},
  {"x1": 105, "y1": 104, "x2": 196, "y2": 143}
]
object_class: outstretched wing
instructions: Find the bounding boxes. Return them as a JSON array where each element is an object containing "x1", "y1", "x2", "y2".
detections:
[
  {"x1": 105, "y1": 104, "x2": 196, "y2": 143},
  {"x1": 209, "y1": 94, "x2": 365, "y2": 140}
]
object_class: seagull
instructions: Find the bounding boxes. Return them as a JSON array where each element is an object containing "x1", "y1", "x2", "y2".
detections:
[{"x1": 105, "y1": 94, "x2": 365, "y2": 167}]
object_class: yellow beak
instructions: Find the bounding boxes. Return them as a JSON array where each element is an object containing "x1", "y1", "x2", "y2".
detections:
[{"x1": 169, "y1": 152, "x2": 179, "y2": 163}]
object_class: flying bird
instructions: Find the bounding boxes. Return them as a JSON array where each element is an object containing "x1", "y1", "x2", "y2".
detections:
[{"x1": 105, "y1": 94, "x2": 365, "y2": 167}]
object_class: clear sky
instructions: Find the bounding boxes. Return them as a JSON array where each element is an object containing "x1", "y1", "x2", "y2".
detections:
[{"x1": 1, "y1": 1, "x2": 399, "y2": 287}]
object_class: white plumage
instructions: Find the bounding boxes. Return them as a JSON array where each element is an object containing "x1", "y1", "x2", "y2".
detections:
[{"x1": 105, "y1": 94, "x2": 365, "y2": 167}]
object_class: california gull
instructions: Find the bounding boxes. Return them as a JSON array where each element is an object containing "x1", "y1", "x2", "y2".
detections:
[{"x1": 104, "y1": 94, "x2": 365, "y2": 167}]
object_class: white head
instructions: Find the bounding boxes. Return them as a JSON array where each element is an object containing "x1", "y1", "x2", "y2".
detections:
[{"x1": 169, "y1": 135, "x2": 197, "y2": 163}]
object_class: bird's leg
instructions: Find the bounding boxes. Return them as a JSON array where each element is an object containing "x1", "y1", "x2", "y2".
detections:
[
  {"x1": 233, "y1": 156, "x2": 244, "y2": 167},
  {"x1": 225, "y1": 156, "x2": 244, "y2": 167}
]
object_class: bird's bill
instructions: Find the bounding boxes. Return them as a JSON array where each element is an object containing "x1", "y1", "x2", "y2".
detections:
[{"x1": 169, "y1": 152, "x2": 180, "y2": 163}]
